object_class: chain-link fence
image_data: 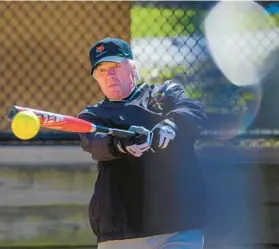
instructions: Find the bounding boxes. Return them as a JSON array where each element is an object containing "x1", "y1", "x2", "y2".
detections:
[{"x1": 1, "y1": 1, "x2": 279, "y2": 143}]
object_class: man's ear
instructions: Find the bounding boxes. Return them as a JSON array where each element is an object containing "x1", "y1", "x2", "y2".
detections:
[
  {"x1": 127, "y1": 60, "x2": 138, "y2": 79},
  {"x1": 132, "y1": 63, "x2": 137, "y2": 72}
]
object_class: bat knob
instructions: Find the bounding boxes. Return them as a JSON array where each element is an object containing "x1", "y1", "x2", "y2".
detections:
[{"x1": 90, "y1": 123, "x2": 97, "y2": 132}]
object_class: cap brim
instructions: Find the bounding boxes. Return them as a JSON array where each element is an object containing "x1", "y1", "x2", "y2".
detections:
[{"x1": 91, "y1": 56, "x2": 126, "y2": 74}]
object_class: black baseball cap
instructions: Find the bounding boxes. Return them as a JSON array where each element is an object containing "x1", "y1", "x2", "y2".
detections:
[{"x1": 89, "y1": 37, "x2": 133, "y2": 74}]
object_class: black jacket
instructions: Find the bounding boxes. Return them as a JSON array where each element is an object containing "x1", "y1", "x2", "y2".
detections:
[{"x1": 78, "y1": 81, "x2": 207, "y2": 243}]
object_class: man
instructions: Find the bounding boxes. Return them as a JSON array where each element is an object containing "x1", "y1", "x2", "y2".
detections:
[{"x1": 78, "y1": 37, "x2": 207, "y2": 249}]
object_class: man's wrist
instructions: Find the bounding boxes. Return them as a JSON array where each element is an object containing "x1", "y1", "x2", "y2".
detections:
[{"x1": 160, "y1": 118, "x2": 177, "y2": 131}]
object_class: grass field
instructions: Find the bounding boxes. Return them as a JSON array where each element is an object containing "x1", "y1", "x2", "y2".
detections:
[
  {"x1": 131, "y1": 6, "x2": 204, "y2": 38},
  {"x1": 131, "y1": 6, "x2": 279, "y2": 38}
]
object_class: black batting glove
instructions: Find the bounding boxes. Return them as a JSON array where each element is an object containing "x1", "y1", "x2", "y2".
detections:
[{"x1": 114, "y1": 126, "x2": 153, "y2": 157}]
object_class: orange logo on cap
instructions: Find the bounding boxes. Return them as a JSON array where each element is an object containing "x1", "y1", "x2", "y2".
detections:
[{"x1": 96, "y1": 44, "x2": 104, "y2": 53}]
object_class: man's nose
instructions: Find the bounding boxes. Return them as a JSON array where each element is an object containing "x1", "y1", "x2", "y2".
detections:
[{"x1": 107, "y1": 68, "x2": 116, "y2": 75}]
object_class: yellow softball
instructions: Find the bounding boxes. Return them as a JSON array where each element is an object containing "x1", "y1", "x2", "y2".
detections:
[{"x1": 11, "y1": 110, "x2": 40, "y2": 140}]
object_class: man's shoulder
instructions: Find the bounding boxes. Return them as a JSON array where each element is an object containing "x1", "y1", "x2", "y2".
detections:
[{"x1": 78, "y1": 100, "x2": 105, "y2": 117}]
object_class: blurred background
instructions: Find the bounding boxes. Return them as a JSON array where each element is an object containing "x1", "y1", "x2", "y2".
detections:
[{"x1": 1, "y1": 1, "x2": 279, "y2": 249}]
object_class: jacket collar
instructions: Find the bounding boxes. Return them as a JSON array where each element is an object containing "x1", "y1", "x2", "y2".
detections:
[{"x1": 104, "y1": 82, "x2": 149, "y2": 103}]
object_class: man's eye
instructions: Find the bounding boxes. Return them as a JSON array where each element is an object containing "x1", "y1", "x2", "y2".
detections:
[
  {"x1": 113, "y1": 65, "x2": 121, "y2": 71},
  {"x1": 99, "y1": 68, "x2": 106, "y2": 73}
]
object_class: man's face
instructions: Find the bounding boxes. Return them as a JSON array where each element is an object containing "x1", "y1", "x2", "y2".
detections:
[{"x1": 92, "y1": 60, "x2": 137, "y2": 100}]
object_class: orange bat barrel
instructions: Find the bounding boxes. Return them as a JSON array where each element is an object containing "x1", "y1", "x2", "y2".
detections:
[
  {"x1": 8, "y1": 105, "x2": 135, "y2": 137},
  {"x1": 8, "y1": 105, "x2": 95, "y2": 133}
]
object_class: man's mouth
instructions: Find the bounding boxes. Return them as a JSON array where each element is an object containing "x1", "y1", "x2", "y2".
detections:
[{"x1": 108, "y1": 84, "x2": 119, "y2": 88}]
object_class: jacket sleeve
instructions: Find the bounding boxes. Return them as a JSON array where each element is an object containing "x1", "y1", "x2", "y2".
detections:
[
  {"x1": 162, "y1": 81, "x2": 207, "y2": 138},
  {"x1": 77, "y1": 109, "x2": 124, "y2": 161}
]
